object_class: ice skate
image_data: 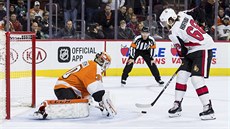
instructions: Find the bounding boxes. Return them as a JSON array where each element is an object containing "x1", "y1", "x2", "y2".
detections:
[
  {"x1": 121, "y1": 80, "x2": 126, "y2": 87},
  {"x1": 199, "y1": 101, "x2": 216, "y2": 120},
  {"x1": 168, "y1": 101, "x2": 182, "y2": 118},
  {"x1": 157, "y1": 80, "x2": 164, "y2": 85},
  {"x1": 33, "y1": 110, "x2": 48, "y2": 120}
]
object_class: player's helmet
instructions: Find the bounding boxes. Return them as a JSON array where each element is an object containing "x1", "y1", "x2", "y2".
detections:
[
  {"x1": 94, "y1": 52, "x2": 111, "y2": 71},
  {"x1": 159, "y1": 8, "x2": 177, "y2": 27}
]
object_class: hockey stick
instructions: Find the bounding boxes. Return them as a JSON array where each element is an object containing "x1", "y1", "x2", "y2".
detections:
[{"x1": 135, "y1": 67, "x2": 181, "y2": 108}]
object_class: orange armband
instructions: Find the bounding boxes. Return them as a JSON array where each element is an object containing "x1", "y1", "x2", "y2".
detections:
[
  {"x1": 130, "y1": 43, "x2": 137, "y2": 48},
  {"x1": 150, "y1": 44, "x2": 156, "y2": 49}
]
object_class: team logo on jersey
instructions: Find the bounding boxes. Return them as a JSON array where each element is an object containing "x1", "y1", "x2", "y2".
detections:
[
  {"x1": 193, "y1": 65, "x2": 199, "y2": 72},
  {"x1": 120, "y1": 45, "x2": 129, "y2": 57},
  {"x1": 58, "y1": 47, "x2": 71, "y2": 63}
]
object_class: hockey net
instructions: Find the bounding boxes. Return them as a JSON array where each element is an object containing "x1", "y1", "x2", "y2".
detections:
[{"x1": 0, "y1": 31, "x2": 36, "y2": 121}]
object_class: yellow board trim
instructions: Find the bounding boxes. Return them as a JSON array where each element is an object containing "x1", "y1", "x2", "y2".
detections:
[
  {"x1": 36, "y1": 68, "x2": 230, "y2": 77},
  {"x1": 106, "y1": 68, "x2": 230, "y2": 76},
  {"x1": 1, "y1": 68, "x2": 229, "y2": 79}
]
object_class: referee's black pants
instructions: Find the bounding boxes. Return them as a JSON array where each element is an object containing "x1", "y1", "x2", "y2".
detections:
[{"x1": 121, "y1": 50, "x2": 161, "y2": 82}]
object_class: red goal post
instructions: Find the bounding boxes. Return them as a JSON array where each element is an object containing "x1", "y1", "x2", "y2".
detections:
[{"x1": 0, "y1": 31, "x2": 36, "y2": 120}]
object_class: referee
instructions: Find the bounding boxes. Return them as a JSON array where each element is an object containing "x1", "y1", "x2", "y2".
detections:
[{"x1": 121, "y1": 27, "x2": 164, "y2": 86}]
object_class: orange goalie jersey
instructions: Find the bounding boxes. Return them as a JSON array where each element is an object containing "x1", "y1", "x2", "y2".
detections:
[{"x1": 54, "y1": 60, "x2": 103, "y2": 98}]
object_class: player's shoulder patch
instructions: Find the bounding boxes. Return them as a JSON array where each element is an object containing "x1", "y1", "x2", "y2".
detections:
[
  {"x1": 179, "y1": 17, "x2": 189, "y2": 30},
  {"x1": 82, "y1": 60, "x2": 90, "y2": 68}
]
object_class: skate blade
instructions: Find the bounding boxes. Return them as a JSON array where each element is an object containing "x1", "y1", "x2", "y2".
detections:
[
  {"x1": 121, "y1": 84, "x2": 125, "y2": 87},
  {"x1": 169, "y1": 112, "x2": 181, "y2": 118},
  {"x1": 157, "y1": 84, "x2": 164, "y2": 87},
  {"x1": 200, "y1": 113, "x2": 216, "y2": 120}
]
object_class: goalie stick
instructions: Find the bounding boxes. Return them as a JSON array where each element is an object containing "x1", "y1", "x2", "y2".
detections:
[{"x1": 135, "y1": 67, "x2": 181, "y2": 108}]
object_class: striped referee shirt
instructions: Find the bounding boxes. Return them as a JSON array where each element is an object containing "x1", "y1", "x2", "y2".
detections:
[{"x1": 129, "y1": 35, "x2": 156, "y2": 59}]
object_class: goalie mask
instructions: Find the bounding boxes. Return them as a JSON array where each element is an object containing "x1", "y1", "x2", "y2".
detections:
[
  {"x1": 159, "y1": 8, "x2": 177, "y2": 28},
  {"x1": 94, "y1": 52, "x2": 111, "y2": 71}
]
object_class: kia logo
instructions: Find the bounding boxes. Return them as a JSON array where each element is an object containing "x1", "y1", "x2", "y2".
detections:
[
  {"x1": 22, "y1": 47, "x2": 47, "y2": 64},
  {"x1": 0, "y1": 48, "x2": 18, "y2": 65}
]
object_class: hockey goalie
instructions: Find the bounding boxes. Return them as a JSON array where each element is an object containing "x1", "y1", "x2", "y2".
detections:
[{"x1": 33, "y1": 52, "x2": 117, "y2": 119}]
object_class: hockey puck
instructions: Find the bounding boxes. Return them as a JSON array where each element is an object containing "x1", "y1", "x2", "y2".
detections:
[{"x1": 141, "y1": 111, "x2": 147, "y2": 114}]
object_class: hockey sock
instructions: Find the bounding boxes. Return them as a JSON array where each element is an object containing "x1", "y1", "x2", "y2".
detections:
[
  {"x1": 191, "y1": 76, "x2": 210, "y2": 106},
  {"x1": 175, "y1": 71, "x2": 190, "y2": 101}
]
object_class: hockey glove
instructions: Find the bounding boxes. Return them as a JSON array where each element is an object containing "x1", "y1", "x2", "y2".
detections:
[{"x1": 99, "y1": 92, "x2": 117, "y2": 118}]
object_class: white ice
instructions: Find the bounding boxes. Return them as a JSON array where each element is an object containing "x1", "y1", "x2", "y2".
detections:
[{"x1": 1, "y1": 76, "x2": 229, "y2": 129}]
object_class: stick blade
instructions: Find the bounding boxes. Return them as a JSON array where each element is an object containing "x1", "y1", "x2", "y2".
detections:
[{"x1": 135, "y1": 103, "x2": 152, "y2": 108}]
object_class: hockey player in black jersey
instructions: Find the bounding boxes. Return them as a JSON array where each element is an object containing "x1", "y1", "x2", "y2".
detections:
[{"x1": 121, "y1": 27, "x2": 164, "y2": 86}]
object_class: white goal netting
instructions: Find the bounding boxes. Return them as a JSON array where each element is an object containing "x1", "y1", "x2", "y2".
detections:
[
  {"x1": 0, "y1": 31, "x2": 36, "y2": 120},
  {"x1": 0, "y1": 30, "x2": 6, "y2": 122}
]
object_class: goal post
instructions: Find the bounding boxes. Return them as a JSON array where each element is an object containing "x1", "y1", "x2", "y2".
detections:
[{"x1": 0, "y1": 31, "x2": 36, "y2": 120}]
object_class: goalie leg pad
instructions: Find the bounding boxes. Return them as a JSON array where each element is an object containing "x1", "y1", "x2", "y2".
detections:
[
  {"x1": 45, "y1": 103, "x2": 89, "y2": 119},
  {"x1": 34, "y1": 99, "x2": 89, "y2": 119}
]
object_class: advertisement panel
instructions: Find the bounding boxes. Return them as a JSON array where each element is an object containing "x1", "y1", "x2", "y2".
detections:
[
  {"x1": 0, "y1": 40, "x2": 229, "y2": 77},
  {"x1": 36, "y1": 40, "x2": 104, "y2": 70},
  {"x1": 0, "y1": 40, "x2": 104, "y2": 77},
  {"x1": 0, "y1": 41, "x2": 35, "y2": 71},
  {"x1": 106, "y1": 41, "x2": 229, "y2": 76}
]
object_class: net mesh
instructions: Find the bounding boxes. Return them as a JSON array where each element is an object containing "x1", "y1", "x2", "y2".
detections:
[
  {"x1": 10, "y1": 33, "x2": 33, "y2": 107},
  {"x1": 0, "y1": 32, "x2": 35, "y2": 120},
  {"x1": 0, "y1": 30, "x2": 6, "y2": 122}
]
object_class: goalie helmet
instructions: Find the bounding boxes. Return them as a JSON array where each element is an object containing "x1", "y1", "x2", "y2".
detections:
[
  {"x1": 94, "y1": 52, "x2": 111, "y2": 71},
  {"x1": 159, "y1": 8, "x2": 177, "y2": 27}
]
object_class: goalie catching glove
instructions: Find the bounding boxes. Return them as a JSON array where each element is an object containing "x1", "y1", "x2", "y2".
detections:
[
  {"x1": 92, "y1": 90, "x2": 117, "y2": 118},
  {"x1": 99, "y1": 92, "x2": 117, "y2": 117}
]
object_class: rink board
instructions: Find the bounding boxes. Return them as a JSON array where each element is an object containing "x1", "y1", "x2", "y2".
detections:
[{"x1": 0, "y1": 40, "x2": 229, "y2": 77}]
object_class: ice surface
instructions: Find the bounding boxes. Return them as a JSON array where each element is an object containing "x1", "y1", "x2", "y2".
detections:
[{"x1": 1, "y1": 76, "x2": 229, "y2": 129}]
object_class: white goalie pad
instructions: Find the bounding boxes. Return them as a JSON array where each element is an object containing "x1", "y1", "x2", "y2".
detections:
[
  {"x1": 46, "y1": 103, "x2": 89, "y2": 119},
  {"x1": 100, "y1": 92, "x2": 117, "y2": 118},
  {"x1": 35, "y1": 99, "x2": 89, "y2": 119}
]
